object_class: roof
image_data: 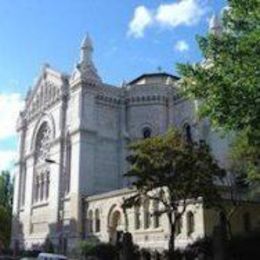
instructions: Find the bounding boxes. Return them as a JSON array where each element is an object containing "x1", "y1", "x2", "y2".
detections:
[{"x1": 128, "y1": 72, "x2": 180, "y2": 85}]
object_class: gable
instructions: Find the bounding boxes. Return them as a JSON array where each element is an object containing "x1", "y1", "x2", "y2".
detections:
[{"x1": 25, "y1": 66, "x2": 69, "y2": 120}]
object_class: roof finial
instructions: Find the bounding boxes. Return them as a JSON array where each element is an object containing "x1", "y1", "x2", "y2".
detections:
[{"x1": 71, "y1": 33, "x2": 102, "y2": 84}]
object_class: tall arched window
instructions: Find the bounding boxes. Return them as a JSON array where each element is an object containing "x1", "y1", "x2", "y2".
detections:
[
  {"x1": 88, "y1": 210, "x2": 93, "y2": 233},
  {"x1": 153, "y1": 200, "x2": 160, "y2": 228},
  {"x1": 175, "y1": 216, "x2": 183, "y2": 235},
  {"x1": 34, "y1": 122, "x2": 51, "y2": 203},
  {"x1": 187, "y1": 211, "x2": 195, "y2": 236},
  {"x1": 95, "y1": 209, "x2": 101, "y2": 232},
  {"x1": 134, "y1": 205, "x2": 141, "y2": 230},
  {"x1": 143, "y1": 198, "x2": 150, "y2": 229}
]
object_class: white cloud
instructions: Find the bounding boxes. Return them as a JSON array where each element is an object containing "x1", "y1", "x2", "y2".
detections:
[
  {"x1": 128, "y1": 1, "x2": 207, "y2": 37},
  {"x1": 0, "y1": 93, "x2": 24, "y2": 140},
  {"x1": 0, "y1": 150, "x2": 17, "y2": 172},
  {"x1": 174, "y1": 40, "x2": 189, "y2": 52},
  {"x1": 128, "y1": 6, "x2": 153, "y2": 38},
  {"x1": 156, "y1": 0, "x2": 206, "y2": 27}
]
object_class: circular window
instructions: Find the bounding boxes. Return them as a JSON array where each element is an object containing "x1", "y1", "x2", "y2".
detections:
[{"x1": 143, "y1": 127, "x2": 152, "y2": 139}]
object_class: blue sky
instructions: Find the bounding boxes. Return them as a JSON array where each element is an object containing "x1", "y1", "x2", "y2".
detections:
[{"x1": 0, "y1": 0, "x2": 226, "y2": 171}]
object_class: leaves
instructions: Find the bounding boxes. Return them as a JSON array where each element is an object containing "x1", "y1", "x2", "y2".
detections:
[
  {"x1": 177, "y1": 0, "x2": 260, "y2": 179},
  {"x1": 123, "y1": 129, "x2": 225, "y2": 214},
  {"x1": 0, "y1": 171, "x2": 13, "y2": 248}
]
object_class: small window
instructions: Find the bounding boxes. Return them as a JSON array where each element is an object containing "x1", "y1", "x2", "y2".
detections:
[
  {"x1": 187, "y1": 211, "x2": 195, "y2": 236},
  {"x1": 143, "y1": 127, "x2": 152, "y2": 139}
]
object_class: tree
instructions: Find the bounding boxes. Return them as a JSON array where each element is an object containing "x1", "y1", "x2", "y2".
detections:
[
  {"x1": 177, "y1": 0, "x2": 260, "y2": 179},
  {"x1": 0, "y1": 171, "x2": 13, "y2": 209},
  {"x1": 0, "y1": 171, "x2": 13, "y2": 248},
  {"x1": 122, "y1": 130, "x2": 225, "y2": 257}
]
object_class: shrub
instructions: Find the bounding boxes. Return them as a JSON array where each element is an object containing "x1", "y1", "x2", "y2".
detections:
[
  {"x1": 79, "y1": 240, "x2": 97, "y2": 257},
  {"x1": 88, "y1": 243, "x2": 117, "y2": 260}
]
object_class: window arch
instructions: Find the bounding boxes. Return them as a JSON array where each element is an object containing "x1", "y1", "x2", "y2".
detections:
[
  {"x1": 95, "y1": 209, "x2": 101, "y2": 232},
  {"x1": 187, "y1": 211, "x2": 195, "y2": 236}
]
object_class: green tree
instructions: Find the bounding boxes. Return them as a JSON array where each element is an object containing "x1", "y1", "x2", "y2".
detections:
[
  {"x1": 122, "y1": 130, "x2": 225, "y2": 257},
  {"x1": 0, "y1": 171, "x2": 13, "y2": 248},
  {"x1": 177, "y1": 0, "x2": 260, "y2": 179},
  {"x1": 0, "y1": 171, "x2": 13, "y2": 209},
  {"x1": 0, "y1": 205, "x2": 12, "y2": 249}
]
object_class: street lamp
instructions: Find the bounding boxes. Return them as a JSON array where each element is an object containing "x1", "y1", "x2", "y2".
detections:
[{"x1": 45, "y1": 158, "x2": 66, "y2": 254}]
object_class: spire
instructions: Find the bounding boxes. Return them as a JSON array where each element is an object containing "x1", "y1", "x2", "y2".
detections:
[
  {"x1": 80, "y1": 34, "x2": 93, "y2": 64},
  {"x1": 71, "y1": 33, "x2": 102, "y2": 84},
  {"x1": 209, "y1": 14, "x2": 222, "y2": 36}
]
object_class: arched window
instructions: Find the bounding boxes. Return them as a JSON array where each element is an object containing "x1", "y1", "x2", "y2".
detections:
[
  {"x1": 34, "y1": 122, "x2": 51, "y2": 204},
  {"x1": 175, "y1": 216, "x2": 183, "y2": 235},
  {"x1": 243, "y1": 212, "x2": 251, "y2": 232},
  {"x1": 143, "y1": 198, "x2": 150, "y2": 229},
  {"x1": 143, "y1": 127, "x2": 152, "y2": 139},
  {"x1": 153, "y1": 200, "x2": 160, "y2": 228},
  {"x1": 95, "y1": 209, "x2": 101, "y2": 232},
  {"x1": 134, "y1": 205, "x2": 141, "y2": 230},
  {"x1": 184, "y1": 123, "x2": 192, "y2": 144},
  {"x1": 88, "y1": 210, "x2": 93, "y2": 233},
  {"x1": 187, "y1": 211, "x2": 195, "y2": 236}
]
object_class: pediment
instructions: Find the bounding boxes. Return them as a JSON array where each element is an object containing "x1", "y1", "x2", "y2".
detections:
[{"x1": 25, "y1": 66, "x2": 69, "y2": 120}]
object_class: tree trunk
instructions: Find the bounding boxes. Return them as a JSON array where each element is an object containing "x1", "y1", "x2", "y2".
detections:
[{"x1": 167, "y1": 212, "x2": 175, "y2": 259}]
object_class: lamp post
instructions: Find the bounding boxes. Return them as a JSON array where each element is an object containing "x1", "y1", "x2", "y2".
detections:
[{"x1": 45, "y1": 158, "x2": 65, "y2": 254}]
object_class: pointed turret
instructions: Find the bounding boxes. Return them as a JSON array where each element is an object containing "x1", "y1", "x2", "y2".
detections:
[
  {"x1": 209, "y1": 14, "x2": 222, "y2": 36},
  {"x1": 71, "y1": 33, "x2": 102, "y2": 85}
]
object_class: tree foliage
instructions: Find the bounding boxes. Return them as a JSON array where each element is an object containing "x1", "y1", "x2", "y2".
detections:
[
  {"x1": 123, "y1": 130, "x2": 225, "y2": 254},
  {"x1": 0, "y1": 171, "x2": 13, "y2": 249},
  {"x1": 0, "y1": 171, "x2": 13, "y2": 209},
  {"x1": 177, "y1": 0, "x2": 260, "y2": 178}
]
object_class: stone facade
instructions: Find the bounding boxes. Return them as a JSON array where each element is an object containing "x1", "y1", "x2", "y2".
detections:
[{"x1": 12, "y1": 34, "x2": 252, "y2": 252}]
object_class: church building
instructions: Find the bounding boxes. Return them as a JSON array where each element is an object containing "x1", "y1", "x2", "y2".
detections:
[{"x1": 12, "y1": 28, "x2": 260, "y2": 253}]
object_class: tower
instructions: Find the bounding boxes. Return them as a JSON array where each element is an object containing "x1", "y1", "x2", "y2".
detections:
[
  {"x1": 209, "y1": 14, "x2": 222, "y2": 36},
  {"x1": 70, "y1": 34, "x2": 102, "y2": 85}
]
